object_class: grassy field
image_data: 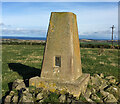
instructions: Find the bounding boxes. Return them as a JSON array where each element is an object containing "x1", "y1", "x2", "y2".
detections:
[{"x1": 2, "y1": 44, "x2": 118, "y2": 98}]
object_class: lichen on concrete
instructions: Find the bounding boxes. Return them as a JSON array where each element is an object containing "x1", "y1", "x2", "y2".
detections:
[{"x1": 29, "y1": 12, "x2": 90, "y2": 98}]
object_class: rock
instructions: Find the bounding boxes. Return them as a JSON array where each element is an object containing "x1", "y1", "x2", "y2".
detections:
[
  {"x1": 18, "y1": 90, "x2": 33, "y2": 103},
  {"x1": 99, "y1": 78, "x2": 106, "y2": 84},
  {"x1": 67, "y1": 97, "x2": 71, "y2": 103},
  {"x1": 91, "y1": 76, "x2": 101, "y2": 86},
  {"x1": 12, "y1": 95, "x2": 18, "y2": 103},
  {"x1": 86, "y1": 98, "x2": 96, "y2": 104},
  {"x1": 59, "y1": 94, "x2": 66, "y2": 103},
  {"x1": 21, "y1": 95, "x2": 34, "y2": 103},
  {"x1": 99, "y1": 80, "x2": 108, "y2": 90},
  {"x1": 109, "y1": 78, "x2": 116, "y2": 84},
  {"x1": 91, "y1": 88, "x2": 96, "y2": 94},
  {"x1": 23, "y1": 91, "x2": 32, "y2": 98},
  {"x1": 105, "y1": 76, "x2": 115, "y2": 80},
  {"x1": 115, "y1": 81, "x2": 119, "y2": 85},
  {"x1": 71, "y1": 99, "x2": 80, "y2": 103},
  {"x1": 105, "y1": 85, "x2": 120, "y2": 101},
  {"x1": 84, "y1": 97, "x2": 95, "y2": 103},
  {"x1": 100, "y1": 90, "x2": 109, "y2": 98},
  {"x1": 4, "y1": 74, "x2": 119, "y2": 104},
  {"x1": 100, "y1": 73, "x2": 104, "y2": 78},
  {"x1": 106, "y1": 85, "x2": 118, "y2": 94},
  {"x1": 84, "y1": 89, "x2": 92, "y2": 98},
  {"x1": 25, "y1": 88, "x2": 29, "y2": 92},
  {"x1": 90, "y1": 94, "x2": 100, "y2": 101},
  {"x1": 82, "y1": 93, "x2": 95, "y2": 103},
  {"x1": 38, "y1": 99, "x2": 44, "y2": 103},
  {"x1": 12, "y1": 79, "x2": 26, "y2": 90},
  {"x1": 93, "y1": 74, "x2": 101, "y2": 79},
  {"x1": 103, "y1": 93, "x2": 117, "y2": 103},
  {"x1": 9, "y1": 91, "x2": 15, "y2": 96},
  {"x1": 22, "y1": 89, "x2": 28, "y2": 94},
  {"x1": 36, "y1": 93, "x2": 43, "y2": 100},
  {"x1": 4, "y1": 95, "x2": 12, "y2": 103}
]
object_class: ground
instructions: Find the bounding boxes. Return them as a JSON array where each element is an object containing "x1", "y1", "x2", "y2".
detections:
[{"x1": 2, "y1": 44, "x2": 118, "y2": 97}]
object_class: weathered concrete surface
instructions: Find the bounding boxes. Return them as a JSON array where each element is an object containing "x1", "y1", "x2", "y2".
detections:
[
  {"x1": 29, "y1": 12, "x2": 90, "y2": 98},
  {"x1": 29, "y1": 74, "x2": 90, "y2": 98},
  {"x1": 41, "y1": 12, "x2": 82, "y2": 81}
]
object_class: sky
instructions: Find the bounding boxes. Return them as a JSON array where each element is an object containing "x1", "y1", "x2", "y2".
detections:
[{"x1": 1, "y1": 2, "x2": 118, "y2": 39}]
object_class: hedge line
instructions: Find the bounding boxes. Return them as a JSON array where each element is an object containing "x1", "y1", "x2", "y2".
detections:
[
  {"x1": 2, "y1": 42, "x2": 46, "y2": 45},
  {"x1": 1, "y1": 42, "x2": 119, "y2": 49},
  {"x1": 80, "y1": 43, "x2": 119, "y2": 49}
]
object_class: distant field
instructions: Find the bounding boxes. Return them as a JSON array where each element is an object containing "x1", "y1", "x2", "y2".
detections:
[
  {"x1": 2, "y1": 45, "x2": 118, "y2": 97},
  {"x1": 1, "y1": 39, "x2": 119, "y2": 49}
]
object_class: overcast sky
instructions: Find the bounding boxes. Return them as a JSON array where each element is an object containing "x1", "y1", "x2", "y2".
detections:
[{"x1": 1, "y1": 2, "x2": 118, "y2": 39}]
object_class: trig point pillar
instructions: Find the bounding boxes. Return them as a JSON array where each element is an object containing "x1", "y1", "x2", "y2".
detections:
[
  {"x1": 41, "y1": 12, "x2": 82, "y2": 81},
  {"x1": 29, "y1": 12, "x2": 90, "y2": 97}
]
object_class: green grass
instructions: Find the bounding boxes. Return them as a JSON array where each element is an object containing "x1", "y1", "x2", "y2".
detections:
[
  {"x1": 81, "y1": 48, "x2": 118, "y2": 77},
  {"x1": 80, "y1": 41, "x2": 118, "y2": 46},
  {"x1": 80, "y1": 41, "x2": 119, "y2": 49},
  {"x1": 79, "y1": 94, "x2": 87, "y2": 102},
  {"x1": 43, "y1": 92, "x2": 60, "y2": 103},
  {"x1": 2, "y1": 45, "x2": 118, "y2": 98}
]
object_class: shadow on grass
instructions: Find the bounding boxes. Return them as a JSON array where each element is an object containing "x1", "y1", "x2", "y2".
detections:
[
  {"x1": 8, "y1": 63, "x2": 41, "y2": 86},
  {"x1": 2, "y1": 63, "x2": 41, "y2": 103}
]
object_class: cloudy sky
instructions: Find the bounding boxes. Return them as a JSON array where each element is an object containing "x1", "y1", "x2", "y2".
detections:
[{"x1": 1, "y1": 2, "x2": 118, "y2": 39}]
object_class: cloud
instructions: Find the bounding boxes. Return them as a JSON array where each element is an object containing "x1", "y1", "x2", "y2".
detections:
[
  {"x1": 1, "y1": 1, "x2": 118, "y2": 39},
  {"x1": 1, "y1": 22, "x2": 47, "y2": 37},
  {"x1": 2, "y1": 23, "x2": 118, "y2": 39},
  {"x1": 79, "y1": 30, "x2": 118, "y2": 39},
  {"x1": 2, "y1": 28, "x2": 47, "y2": 37},
  {"x1": 0, "y1": 22, "x2": 11, "y2": 27},
  {"x1": 0, "y1": 23, "x2": 5, "y2": 26}
]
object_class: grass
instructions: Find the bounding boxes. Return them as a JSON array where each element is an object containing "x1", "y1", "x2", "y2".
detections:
[
  {"x1": 43, "y1": 92, "x2": 60, "y2": 103},
  {"x1": 79, "y1": 94, "x2": 87, "y2": 102},
  {"x1": 81, "y1": 48, "x2": 118, "y2": 77},
  {"x1": 2, "y1": 44, "x2": 118, "y2": 98}
]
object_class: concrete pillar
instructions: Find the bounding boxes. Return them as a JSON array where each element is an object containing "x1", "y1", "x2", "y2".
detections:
[{"x1": 41, "y1": 12, "x2": 82, "y2": 81}]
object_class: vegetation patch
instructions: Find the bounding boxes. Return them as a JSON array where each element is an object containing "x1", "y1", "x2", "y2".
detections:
[{"x1": 2, "y1": 44, "x2": 118, "y2": 100}]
